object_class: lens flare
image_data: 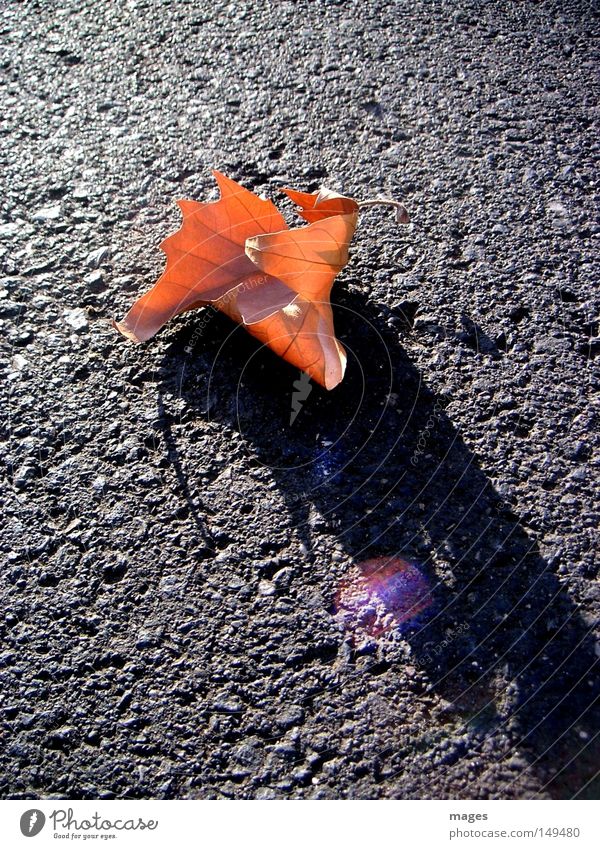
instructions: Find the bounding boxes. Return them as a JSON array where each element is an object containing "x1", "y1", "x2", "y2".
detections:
[{"x1": 335, "y1": 556, "x2": 433, "y2": 638}]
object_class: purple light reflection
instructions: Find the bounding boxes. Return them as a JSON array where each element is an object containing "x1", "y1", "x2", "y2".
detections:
[{"x1": 335, "y1": 556, "x2": 433, "y2": 638}]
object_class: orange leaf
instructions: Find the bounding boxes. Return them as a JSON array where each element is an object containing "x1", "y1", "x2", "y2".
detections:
[
  {"x1": 245, "y1": 212, "x2": 357, "y2": 303},
  {"x1": 282, "y1": 187, "x2": 359, "y2": 222},
  {"x1": 113, "y1": 171, "x2": 359, "y2": 389},
  {"x1": 243, "y1": 296, "x2": 347, "y2": 391},
  {"x1": 114, "y1": 171, "x2": 288, "y2": 343}
]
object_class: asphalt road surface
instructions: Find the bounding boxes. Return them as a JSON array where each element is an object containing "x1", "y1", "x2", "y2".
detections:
[{"x1": 1, "y1": 0, "x2": 599, "y2": 799}]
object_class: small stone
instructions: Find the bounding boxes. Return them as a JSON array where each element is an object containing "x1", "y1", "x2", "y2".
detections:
[
  {"x1": 33, "y1": 204, "x2": 61, "y2": 221},
  {"x1": 11, "y1": 354, "x2": 27, "y2": 371},
  {"x1": 84, "y1": 270, "x2": 106, "y2": 292},
  {"x1": 47, "y1": 726, "x2": 78, "y2": 745},
  {"x1": 255, "y1": 787, "x2": 278, "y2": 799},
  {"x1": 138, "y1": 472, "x2": 160, "y2": 486},
  {"x1": 213, "y1": 697, "x2": 244, "y2": 714},
  {"x1": 64, "y1": 307, "x2": 88, "y2": 331},
  {"x1": 0, "y1": 222, "x2": 21, "y2": 237},
  {"x1": 86, "y1": 246, "x2": 110, "y2": 267},
  {"x1": 136, "y1": 631, "x2": 159, "y2": 649},
  {"x1": 507, "y1": 754, "x2": 529, "y2": 770},
  {"x1": 253, "y1": 558, "x2": 279, "y2": 574},
  {"x1": 159, "y1": 574, "x2": 184, "y2": 597},
  {"x1": 92, "y1": 476, "x2": 106, "y2": 493},
  {"x1": 0, "y1": 299, "x2": 26, "y2": 318},
  {"x1": 276, "y1": 705, "x2": 304, "y2": 729},
  {"x1": 272, "y1": 567, "x2": 294, "y2": 589},
  {"x1": 14, "y1": 329, "x2": 33, "y2": 346},
  {"x1": 258, "y1": 579, "x2": 275, "y2": 596}
]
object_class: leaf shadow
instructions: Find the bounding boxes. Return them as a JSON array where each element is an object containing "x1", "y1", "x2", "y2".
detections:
[{"x1": 155, "y1": 287, "x2": 599, "y2": 798}]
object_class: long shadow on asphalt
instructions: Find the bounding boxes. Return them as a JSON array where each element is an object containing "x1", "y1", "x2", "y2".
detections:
[{"x1": 156, "y1": 286, "x2": 599, "y2": 799}]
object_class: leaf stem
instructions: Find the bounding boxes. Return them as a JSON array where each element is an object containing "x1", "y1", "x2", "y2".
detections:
[
  {"x1": 357, "y1": 198, "x2": 401, "y2": 210},
  {"x1": 357, "y1": 198, "x2": 409, "y2": 223}
]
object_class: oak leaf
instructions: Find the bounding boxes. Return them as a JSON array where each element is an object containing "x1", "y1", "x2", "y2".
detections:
[{"x1": 113, "y1": 171, "x2": 360, "y2": 389}]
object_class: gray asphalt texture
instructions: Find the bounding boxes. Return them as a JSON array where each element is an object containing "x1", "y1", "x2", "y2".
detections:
[{"x1": 1, "y1": 0, "x2": 599, "y2": 800}]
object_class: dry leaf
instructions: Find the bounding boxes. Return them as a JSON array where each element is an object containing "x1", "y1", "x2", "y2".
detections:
[
  {"x1": 114, "y1": 171, "x2": 359, "y2": 389},
  {"x1": 114, "y1": 171, "x2": 288, "y2": 344},
  {"x1": 282, "y1": 186, "x2": 359, "y2": 223}
]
